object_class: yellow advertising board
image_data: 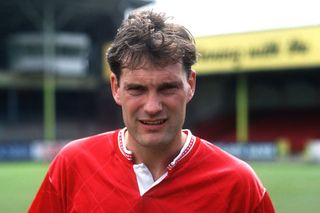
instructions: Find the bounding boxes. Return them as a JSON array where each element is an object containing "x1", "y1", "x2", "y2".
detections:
[{"x1": 193, "y1": 26, "x2": 320, "y2": 74}]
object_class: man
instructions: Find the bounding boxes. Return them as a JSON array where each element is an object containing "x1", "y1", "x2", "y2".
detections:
[{"x1": 29, "y1": 10, "x2": 275, "y2": 212}]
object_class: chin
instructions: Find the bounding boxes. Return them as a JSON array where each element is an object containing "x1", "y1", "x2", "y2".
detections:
[{"x1": 139, "y1": 135, "x2": 170, "y2": 147}]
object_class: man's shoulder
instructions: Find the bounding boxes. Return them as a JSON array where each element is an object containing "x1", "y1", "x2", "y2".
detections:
[
  {"x1": 196, "y1": 138, "x2": 234, "y2": 160},
  {"x1": 196, "y1": 138, "x2": 259, "y2": 178},
  {"x1": 58, "y1": 129, "x2": 119, "y2": 159},
  {"x1": 192, "y1": 138, "x2": 270, "y2": 211}
]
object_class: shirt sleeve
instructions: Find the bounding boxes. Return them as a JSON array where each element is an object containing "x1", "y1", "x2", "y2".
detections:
[
  {"x1": 28, "y1": 155, "x2": 66, "y2": 213},
  {"x1": 28, "y1": 172, "x2": 64, "y2": 213},
  {"x1": 254, "y1": 191, "x2": 275, "y2": 213}
]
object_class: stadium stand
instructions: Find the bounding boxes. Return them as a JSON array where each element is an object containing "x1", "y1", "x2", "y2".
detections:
[{"x1": 193, "y1": 108, "x2": 320, "y2": 154}]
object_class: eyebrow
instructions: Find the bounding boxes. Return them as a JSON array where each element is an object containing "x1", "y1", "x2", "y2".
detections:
[
  {"x1": 124, "y1": 81, "x2": 182, "y2": 90},
  {"x1": 158, "y1": 81, "x2": 182, "y2": 90},
  {"x1": 124, "y1": 83, "x2": 146, "y2": 90}
]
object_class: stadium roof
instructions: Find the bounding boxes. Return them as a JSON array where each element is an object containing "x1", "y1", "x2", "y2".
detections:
[
  {"x1": 0, "y1": 0, "x2": 153, "y2": 39},
  {"x1": 0, "y1": 0, "x2": 153, "y2": 67}
]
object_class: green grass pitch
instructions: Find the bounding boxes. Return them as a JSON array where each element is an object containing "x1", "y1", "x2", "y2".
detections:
[
  {"x1": 0, "y1": 162, "x2": 48, "y2": 213},
  {"x1": 251, "y1": 161, "x2": 320, "y2": 213},
  {"x1": 0, "y1": 161, "x2": 319, "y2": 213}
]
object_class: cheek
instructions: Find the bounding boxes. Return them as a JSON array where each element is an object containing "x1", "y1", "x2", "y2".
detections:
[
  {"x1": 121, "y1": 97, "x2": 143, "y2": 116},
  {"x1": 167, "y1": 95, "x2": 188, "y2": 111}
]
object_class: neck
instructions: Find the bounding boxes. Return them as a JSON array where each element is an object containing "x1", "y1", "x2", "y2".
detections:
[{"x1": 125, "y1": 130, "x2": 187, "y2": 180}]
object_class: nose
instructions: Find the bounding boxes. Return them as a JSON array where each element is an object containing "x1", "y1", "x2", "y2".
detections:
[{"x1": 143, "y1": 92, "x2": 162, "y2": 115}]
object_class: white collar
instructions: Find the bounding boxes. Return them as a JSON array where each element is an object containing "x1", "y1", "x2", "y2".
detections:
[
  {"x1": 118, "y1": 127, "x2": 196, "y2": 196},
  {"x1": 118, "y1": 127, "x2": 195, "y2": 169}
]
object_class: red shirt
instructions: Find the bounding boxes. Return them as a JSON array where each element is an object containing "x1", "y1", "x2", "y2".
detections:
[{"x1": 29, "y1": 129, "x2": 275, "y2": 213}]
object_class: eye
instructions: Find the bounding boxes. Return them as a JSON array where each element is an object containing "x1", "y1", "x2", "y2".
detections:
[
  {"x1": 159, "y1": 83, "x2": 180, "y2": 95},
  {"x1": 126, "y1": 85, "x2": 146, "y2": 96}
]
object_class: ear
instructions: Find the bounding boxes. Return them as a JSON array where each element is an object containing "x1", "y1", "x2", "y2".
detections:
[
  {"x1": 110, "y1": 73, "x2": 122, "y2": 106},
  {"x1": 187, "y1": 70, "x2": 196, "y2": 102}
]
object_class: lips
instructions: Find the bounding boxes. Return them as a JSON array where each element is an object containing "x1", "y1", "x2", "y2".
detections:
[{"x1": 140, "y1": 119, "x2": 166, "y2": 125}]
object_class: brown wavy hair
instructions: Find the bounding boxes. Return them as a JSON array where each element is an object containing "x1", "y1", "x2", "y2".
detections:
[{"x1": 107, "y1": 10, "x2": 198, "y2": 81}]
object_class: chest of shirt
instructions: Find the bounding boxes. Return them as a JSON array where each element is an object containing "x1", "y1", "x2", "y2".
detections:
[{"x1": 65, "y1": 164, "x2": 248, "y2": 213}]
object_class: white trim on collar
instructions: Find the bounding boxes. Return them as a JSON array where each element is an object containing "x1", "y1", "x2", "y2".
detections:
[
  {"x1": 118, "y1": 128, "x2": 133, "y2": 161},
  {"x1": 118, "y1": 127, "x2": 195, "y2": 167},
  {"x1": 118, "y1": 127, "x2": 196, "y2": 196},
  {"x1": 168, "y1": 129, "x2": 195, "y2": 170}
]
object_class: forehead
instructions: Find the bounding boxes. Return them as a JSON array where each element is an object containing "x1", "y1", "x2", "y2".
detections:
[{"x1": 120, "y1": 63, "x2": 186, "y2": 84}]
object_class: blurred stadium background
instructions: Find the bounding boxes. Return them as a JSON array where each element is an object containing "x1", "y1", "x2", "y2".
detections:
[{"x1": 0, "y1": 0, "x2": 320, "y2": 212}]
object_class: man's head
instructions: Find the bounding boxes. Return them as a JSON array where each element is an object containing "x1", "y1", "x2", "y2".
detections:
[
  {"x1": 107, "y1": 10, "x2": 198, "y2": 151},
  {"x1": 107, "y1": 10, "x2": 197, "y2": 82}
]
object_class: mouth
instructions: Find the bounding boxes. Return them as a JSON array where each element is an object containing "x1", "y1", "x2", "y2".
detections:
[{"x1": 139, "y1": 119, "x2": 167, "y2": 125}]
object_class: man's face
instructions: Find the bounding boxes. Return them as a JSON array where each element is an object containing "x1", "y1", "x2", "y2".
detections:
[{"x1": 111, "y1": 62, "x2": 196, "y2": 150}]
